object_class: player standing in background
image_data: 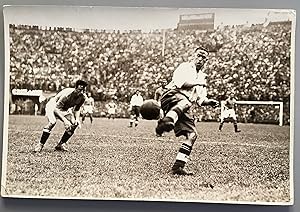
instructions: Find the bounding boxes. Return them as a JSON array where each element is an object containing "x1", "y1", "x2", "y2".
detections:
[
  {"x1": 82, "y1": 92, "x2": 95, "y2": 124},
  {"x1": 106, "y1": 97, "x2": 118, "y2": 119},
  {"x1": 34, "y1": 80, "x2": 88, "y2": 152},
  {"x1": 128, "y1": 90, "x2": 143, "y2": 127},
  {"x1": 156, "y1": 47, "x2": 219, "y2": 175},
  {"x1": 218, "y1": 93, "x2": 241, "y2": 132},
  {"x1": 154, "y1": 79, "x2": 168, "y2": 105},
  {"x1": 154, "y1": 80, "x2": 169, "y2": 136}
]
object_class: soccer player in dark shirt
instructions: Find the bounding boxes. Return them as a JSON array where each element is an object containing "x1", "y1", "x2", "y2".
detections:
[{"x1": 34, "y1": 80, "x2": 88, "y2": 152}]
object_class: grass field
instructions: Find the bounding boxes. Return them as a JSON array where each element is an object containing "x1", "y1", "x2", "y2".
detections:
[{"x1": 2, "y1": 115, "x2": 292, "y2": 204}]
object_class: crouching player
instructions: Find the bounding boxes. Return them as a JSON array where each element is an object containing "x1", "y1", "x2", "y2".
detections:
[{"x1": 34, "y1": 80, "x2": 88, "y2": 152}]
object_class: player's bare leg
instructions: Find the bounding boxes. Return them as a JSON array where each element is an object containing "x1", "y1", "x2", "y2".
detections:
[
  {"x1": 89, "y1": 113, "x2": 93, "y2": 124},
  {"x1": 233, "y1": 120, "x2": 241, "y2": 132},
  {"x1": 172, "y1": 132, "x2": 196, "y2": 176},
  {"x1": 129, "y1": 115, "x2": 134, "y2": 127},
  {"x1": 82, "y1": 114, "x2": 86, "y2": 124},
  {"x1": 219, "y1": 119, "x2": 224, "y2": 131}
]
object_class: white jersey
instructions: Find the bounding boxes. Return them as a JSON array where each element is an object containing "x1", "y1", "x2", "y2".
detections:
[
  {"x1": 166, "y1": 62, "x2": 207, "y2": 104},
  {"x1": 107, "y1": 102, "x2": 117, "y2": 114},
  {"x1": 84, "y1": 97, "x2": 95, "y2": 106},
  {"x1": 130, "y1": 94, "x2": 143, "y2": 107},
  {"x1": 83, "y1": 96, "x2": 94, "y2": 114}
]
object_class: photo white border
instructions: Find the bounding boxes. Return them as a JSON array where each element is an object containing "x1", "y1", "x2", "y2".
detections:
[{"x1": 1, "y1": 5, "x2": 296, "y2": 206}]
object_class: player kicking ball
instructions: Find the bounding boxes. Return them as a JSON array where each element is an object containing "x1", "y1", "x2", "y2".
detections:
[
  {"x1": 219, "y1": 93, "x2": 241, "y2": 133},
  {"x1": 141, "y1": 47, "x2": 219, "y2": 176},
  {"x1": 34, "y1": 80, "x2": 88, "y2": 152}
]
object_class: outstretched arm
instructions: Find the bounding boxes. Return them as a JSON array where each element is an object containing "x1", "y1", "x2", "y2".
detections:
[{"x1": 198, "y1": 98, "x2": 219, "y2": 108}]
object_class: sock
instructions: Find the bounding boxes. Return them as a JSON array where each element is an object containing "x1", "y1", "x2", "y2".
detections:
[
  {"x1": 58, "y1": 131, "x2": 74, "y2": 145},
  {"x1": 40, "y1": 129, "x2": 50, "y2": 145},
  {"x1": 219, "y1": 122, "x2": 224, "y2": 130},
  {"x1": 234, "y1": 120, "x2": 238, "y2": 131},
  {"x1": 172, "y1": 142, "x2": 192, "y2": 170},
  {"x1": 165, "y1": 111, "x2": 178, "y2": 123}
]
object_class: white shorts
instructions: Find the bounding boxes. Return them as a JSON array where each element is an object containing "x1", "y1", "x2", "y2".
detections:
[
  {"x1": 45, "y1": 99, "x2": 74, "y2": 124},
  {"x1": 221, "y1": 109, "x2": 237, "y2": 120},
  {"x1": 83, "y1": 105, "x2": 93, "y2": 114},
  {"x1": 108, "y1": 108, "x2": 116, "y2": 115}
]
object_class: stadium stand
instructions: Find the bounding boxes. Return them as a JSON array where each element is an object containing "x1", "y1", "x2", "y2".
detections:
[{"x1": 9, "y1": 21, "x2": 291, "y2": 124}]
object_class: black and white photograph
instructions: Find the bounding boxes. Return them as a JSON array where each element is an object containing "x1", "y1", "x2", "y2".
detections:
[{"x1": 1, "y1": 5, "x2": 295, "y2": 205}]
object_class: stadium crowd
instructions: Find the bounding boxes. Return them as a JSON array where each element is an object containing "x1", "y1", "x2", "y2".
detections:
[{"x1": 9, "y1": 21, "x2": 291, "y2": 124}]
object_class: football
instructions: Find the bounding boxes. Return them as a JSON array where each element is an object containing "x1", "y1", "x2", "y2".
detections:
[{"x1": 140, "y1": 99, "x2": 161, "y2": 120}]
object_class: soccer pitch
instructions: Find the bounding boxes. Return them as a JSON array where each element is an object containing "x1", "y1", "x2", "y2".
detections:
[{"x1": 2, "y1": 115, "x2": 291, "y2": 204}]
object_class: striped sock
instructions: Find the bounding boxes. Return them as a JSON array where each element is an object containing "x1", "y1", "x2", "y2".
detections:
[{"x1": 173, "y1": 142, "x2": 192, "y2": 169}]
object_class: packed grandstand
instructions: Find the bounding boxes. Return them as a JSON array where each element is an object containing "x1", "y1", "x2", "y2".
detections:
[{"x1": 8, "y1": 20, "x2": 292, "y2": 124}]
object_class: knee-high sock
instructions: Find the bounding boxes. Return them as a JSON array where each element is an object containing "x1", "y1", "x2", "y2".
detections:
[
  {"x1": 39, "y1": 129, "x2": 50, "y2": 145},
  {"x1": 58, "y1": 126, "x2": 77, "y2": 145},
  {"x1": 233, "y1": 120, "x2": 238, "y2": 131},
  {"x1": 172, "y1": 140, "x2": 193, "y2": 170},
  {"x1": 219, "y1": 121, "x2": 224, "y2": 130}
]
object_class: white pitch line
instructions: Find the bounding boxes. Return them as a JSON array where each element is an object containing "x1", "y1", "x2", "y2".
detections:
[{"x1": 8, "y1": 128, "x2": 287, "y2": 149}]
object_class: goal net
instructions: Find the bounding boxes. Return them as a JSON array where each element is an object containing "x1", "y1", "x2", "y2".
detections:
[{"x1": 230, "y1": 101, "x2": 284, "y2": 126}]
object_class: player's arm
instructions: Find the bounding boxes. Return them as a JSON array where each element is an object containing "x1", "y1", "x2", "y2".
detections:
[
  {"x1": 154, "y1": 89, "x2": 159, "y2": 102},
  {"x1": 53, "y1": 88, "x2": 72, "y2": 102},
  {"x1": 181, "y1": 80, "x2": 206, "y2": 89},
  {"x1": 73, "y1": 98, "x2": 85, "y2": 126},
  {"x1": 74, "y1": 110, "x2": 81, "y2": 122},
  {"x1": 92, "y1": 98, "x2": 95, "y2": 109},
  {"x1": 198, "y1": 98, "x2": 219, "y2": 107}
]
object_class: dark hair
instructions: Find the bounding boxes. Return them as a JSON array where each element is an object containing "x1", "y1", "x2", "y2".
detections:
[
  {"x1": 194, "y1": 47, "x2": 209, "y2": 55},
  {"x1": 75, "y1": 80, "x2": 88, "y2": 88}
]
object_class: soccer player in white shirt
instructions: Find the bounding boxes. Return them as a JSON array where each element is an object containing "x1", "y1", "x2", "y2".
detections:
[
  {"x1": 154, "y1": 79, "x2": 168, "y2": 105},
  {"x1": 128, "y1": 90, "x2": 143, "y2": 127},
  {"x1": 219, "y1": 93, "x2": 241, "y2": 132},
  {"x1": 82, "y1": 92, "x2": 95, "y2": 124},
  {"x1": 106, "y1": 97, "x2": 118, "y2": 119},
  {"x1": 155, "y1": 47, "x2": 219, "y2": 175},
  {"x1": 34, "y1": 80, "x2": 88, "y2": 152}
]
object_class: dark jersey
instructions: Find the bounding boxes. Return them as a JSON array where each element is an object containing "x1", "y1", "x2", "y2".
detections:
[
  {"x1": 154, "y1": 86, "x2": 168, "y2": 102},
  {"x1": 54, "y1": 88, "x2": 86, "y2": 111},
  {"x1": 224, "y1": 97, "x2": 236, "y2": 109}
]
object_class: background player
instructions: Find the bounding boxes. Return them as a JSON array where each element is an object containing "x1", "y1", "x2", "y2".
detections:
[
  {"x1": 128, "y1": 90, "x2": 143, "y2": 127},
  {"x1": 155, "y1": 47, "x2": 219, "y2": 175},
  {"x1": 219, "y1": 93, "x2": 241, "y2": 132},
  {"x1": 82, "y1": 92, "x2": 95, "y2": 124},
  {"x1": 34, "y1": 80, "x2": 88, "y2": 152},
  {"x1": 106, "y1": 97, "x2": 118, "y2": 119},
  {"x1": 154, "y1": 79, "x2": 168, "y2": 105}
]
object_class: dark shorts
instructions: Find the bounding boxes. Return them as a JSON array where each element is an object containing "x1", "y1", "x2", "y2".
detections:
[
  {"x1": 131, "y1": 106, "x2": 140, "y2": 117},
  {"x1": 161, "y1": 90, "x2": 196, "y2": 137}
]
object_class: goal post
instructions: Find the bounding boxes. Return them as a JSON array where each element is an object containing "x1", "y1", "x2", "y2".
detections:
[{"x1": 235, "y1": 101, "x2": 284, "y2": 126}]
